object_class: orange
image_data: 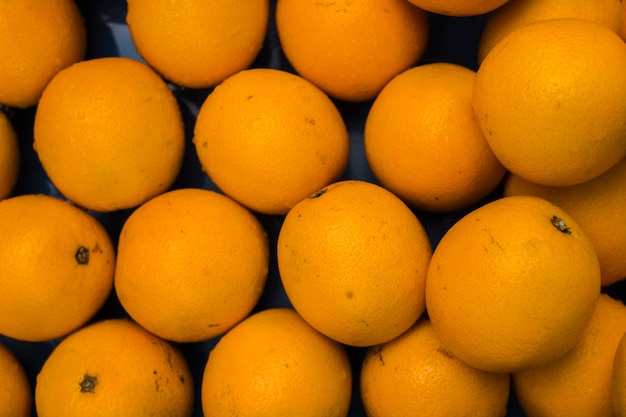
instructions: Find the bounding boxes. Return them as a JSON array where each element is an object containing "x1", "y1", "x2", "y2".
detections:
[
  {"x1": 360, "y1": 317, "x2": 510, "y2": 417},
  {"x1": 193, "y1": 68, "x2": 349, "y2": 215},
  {"x1": 35, "y1": 318, "x2": 193, "y2": 417},
  {"x1": 613, "y1": 331, "x2": 626, "y2": 417},
  {"x1": 201, "y1": 308, "x2": 352, "y2": 417},
  {"x1": 504, "y1": 157, "x2": 626, "y2": 287},
  {"x1": 473, "y1": 18, "x2": 626, "y2": 187},
  {"x1": 364, "y1": 62, "x2": 506, "y2": 212},
  {"x1": 126, "y1": 0, "x2": 269, "y2": 89},
  {"x1": 478, "y1": 0, "x2": 623, "y2": 64},
  {"x1": 425, "y1": 195, "x2": 601, "y2": 373},
  {"x1": 277, "y1": 180, "x2": 432, "y2": 347},
  {"x1": 33, "y1": 56, "x2": 185, "y2": 212},
  {"x1": 621, "y1": 0, "x2": 626, "y2": 41},
  {"x1": 275, "y1": 0, "x2": 429, "y2": 102},
  {"x1": 405, "y1": 0, "x2": 510, "y2": 17},
  {"x1": 0, "y1": 342, "x2": 32, "y2": 417},
  {"x1": 0, "y1": 194, "x2": 115, "y2": 342},
  {"x1": 513, "y1": 293, "x2": 626, "y2": 417},
  {"x1": 0, "y1": 0, "x2": 86, "y2": 108},
  {"x1": 114, "y1": 187, "x2": 269, "y2": 343},
  {"x1": 0, "y1": 111, "x2": 19, "y2": 200}
]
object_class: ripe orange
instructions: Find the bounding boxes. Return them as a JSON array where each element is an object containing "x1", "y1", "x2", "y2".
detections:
[
  {"x1": 513, "y1": 293, "x2": 626, "y2": 417},
  {"x1": 613, "y1": 331, "x2": 626, "y2": 417},
  {"x1": 621, "y1": 0, "x2": 626, "y2": 41},
  {"x1": 360, "y1": 317, "x2": 510, "y2": 417},
  {"x1": 504, "y1": 157, "x2": 626, "y2": 286},
  {"x1": 126, "y1": 0, "x2": 269, "y2": 88},
  {"x1": 193, "y1": 68, "x2": 349, "y2": 215},
  {"x1": 0, "y1": 111, "x2": 19, "y2": 200},
  {"x1": 0, "y1": 342, "x2": 32, "y2": 417},
  {"x1": 364, "y1": 62, "x2": 506, "y2": 212},
  {"x1": 405, "y1": 0, "x2": 510, "y2": 17},
  {"x1": 201, "y1": 308, "x2": 352, "y2": 417},
  {"x1": 0, "y1": 0, "x2": 86, "y2": 108},
  {"x1": 473, "y1": 18, "x2": 626, "y2": 187},
  {"x1": 35, "y1": 318, "x2": 193, "y2": 417},
  {"x1": 114, "y1": 188, "x2": 269, "y2": 343},
  {"x1": 277, "y1": 180, "x2": 432, "y2": 347},
  {"x1": 33, "y1": 56, "x2": 185, "y2": 212},
  {"x1": 275, "y1": 0, "x2": 429, "y2": 102},
  {"x1": 425, "y1": 195, "x2": 601, "y2": 373},
  {"x1": 0, "y1": 194, "x2": 115, "y2": 342}
]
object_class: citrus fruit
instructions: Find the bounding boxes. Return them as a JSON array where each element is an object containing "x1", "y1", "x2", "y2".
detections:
[
  {"x1": 193, "y1": 68, "x2": 349, "y2": 215},
  {"x1": 621, "y1": 0, "x2": 626, "y2": 41},
  {"x1": 473, "y1": 18, "x2": 626, "y2": 187},
  {"x1": 0, "y1": 193, "x2": 115, "y2": 342},
  {"x1": 360, "y1": 317, "x2": 510, "y2": 417},
  {"x1": 0, "y1": 111, "x2": 19, "y2": 200},
  {"x1": 504, "y1": 157, "x2": 626, "y2": 286},
  {"x1": 126, "y1": 0, "x2": 269, "y2": 88},
  {"x1": 35, "y1": 318, "x2": 193, "y2": 417},
  {"x1": 425, "y1": 195, "x2": 601, "y2": 373},
  {"x1": 364, "y1": 62, "x2": 506, "y2": 212},
  {"x1": 613, "y1": 331, "x2": 626, "y2": 417},
  {"x1": 0, "y1": 341, "x2": 32, "y2": 417},
  {"x1": 477, "y1": 0, "x2": 623, "y2": 64},
  {"x1": 277, "y1": 180, "x2": 432, "y2": 347},
  {"x1": 275, "y1": 0, "x2": 429, "y2": 102},
  {"x1": 33, "y1": 56, "x2": 185, "y2": 212},
  {"x1": 513, "y1": 293, "x2": 626, "y2": 417},
  {"x1": 201, "y1": 308, "x2": 351, "y2": 417},
  {"x1": 0, "y1": 0, "x2": 86, "y2": 108},
  {"x1": 114, "y1": 187, "x2": 269, "y2": 343},
  {"x1": 405, "y1": 0, "x2": 510, "y2": 17}
]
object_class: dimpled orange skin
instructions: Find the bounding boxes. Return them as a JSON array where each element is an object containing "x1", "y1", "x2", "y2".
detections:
[
  {"x1": 425, "y1": 195, "x2": 601, "y2": 374},
  {"x1": 35, "y1": 319, "x2": 193, "y2": 417},
  {"x1": 473, "y1": 18, "x2": 626, "y2": 187},
  {"x1": 0, "y1": 111, "x2": 20, "y2": 200},
  {"x1": 0, "y1": 342, "x2": 32, "y2": 417},
  {"x1": 277, "y1": 180, "x2": 432, "y2": 347},
  {"x1": 33, "y1": 56, "x2": 185, "y2": 212},
  {"x1": 405, "y1": 0, "x2": 510, "y2": 17},
  {"x1": 276, "y1": 0, "x2": 429, "y2": 102},
  {"x1": 613, "y1": 332, "x2": 626, "y2": 417},
  {"x1": 126, "y1": 0, "x2": 269, "y2": 88}
]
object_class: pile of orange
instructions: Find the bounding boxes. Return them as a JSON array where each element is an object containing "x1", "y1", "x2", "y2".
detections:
[{"x1": 1, "y1": 0, "x2": 626, "y2": 416}]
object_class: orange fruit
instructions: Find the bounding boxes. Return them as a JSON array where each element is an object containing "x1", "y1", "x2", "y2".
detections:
[
  {"x1": 126, "y1": 0, "x2": 269, "y2": 89},
  {"x1": 513, "y1": 293, "x2": 626, "y2": 417},
  {"x1": 621, "y1": 0, "x2": 626, "y2": 41},
  {"x1": 114, "y1": 187, "x2": 269, "y2": 343},
  {"x1": 425, "y1": 195, "x2": 601, "y2": 373},
  {"x1": 473, "y1": 18, "x2": 626, "y2": 187},
  {"x1": 360, "y1": 317, "x2": 510, "y2": 417},
  {"x1": 0, "y1": 0, "x2": 86, "y2": 108},
  {"x1": 201, "y1": 308, "x2": 352, "y2": 417},
  {"x1": 33, "y1": 56, "x2": 185, "y2": 212},
  {"x1": 504, "y1": 157, "x2": 626, "y2": 287},
  {"x1": 613, "y1": 331, "x2": 626, "y2": 417},
  {"x1": 0, "y1": 111, "x2": 19, "y2": 200},
  {"x1": 405, "y1": 0, "x2": 510, "y2": 17},
  {"x1": 275, "y1": 0, "x2": 429, "y2": 102},
  {"x1": 477, "y1": 0, "x2": 623, "y2": 64},
  {"x1": 364, "y1": 62, "x2": 506, "y2": 212},
  {"x1": 0, "y1": 194, "x2": 115, "y2": 342},
  {"x1": 35, "y1": 318, "x2": 193, "y2": 417},
  {"x1": 193, "y1": 68, "x2": 349, "y2": 215},
  {"x1": 277, "y1": 180, "x2": 432, "y2": 347},
  {"x1": 0, "y1": 342, "x2": 32, "y2": 417}
]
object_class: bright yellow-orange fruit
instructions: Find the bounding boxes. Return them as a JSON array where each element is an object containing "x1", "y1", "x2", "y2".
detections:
[
  {"x1": 0, "y1": 342, "x2": 32, "y2": 417},
  {"x1": 613, "y1": 331, "x2": 626, "y2": 417},
  {"x1": 193, "y1": 68, "x2": 349, "y2": 215},
  {"x1": 360, "y1": 317, "x2": 510, "y2": 417},
  {"x1": 0, "y1": 111, "x2": 19, "y2": 200},
  {"x1": 33, "y1": 57, "x2": 185, "y2": 212},
  {"x1": 201, "y1": 308, "x2": 352, "y2": 417},
  {"x1": 126, "y1": 0, "x2": 269, "y2": 88},
  {"x1": 277, "y1": 180, "x2": 432, "y2": 347},
  {"x1": 0, "y1": 0, "x2": 86, "y2": 108},
  {"x1": 114, "y1": 188, "x2": 269, "y2": 343},
  {"x1": 473, "y1": 18, "x2": 626, "y2": 187},
  {"x1": 425, "y1": 195, "x2": 601, "y2": 373},
  {"x1": 365, "y1": 62, "x2": 506, "y2": 212},
  {"x1": 276, "y1": 0, "x2": 429, "y2": 102},
  {"x1": 405, "y1": 0, "x2": 510, "y2": 16},
  {"x1": 513, "y1": 293, "x2": 626, "y2": 417},
  {"x1": 35, "y1": 319, "x2": 193, "y2": 417},
  {"x1": 0, "y1": 194, "x2": 115, "y2": 342}
]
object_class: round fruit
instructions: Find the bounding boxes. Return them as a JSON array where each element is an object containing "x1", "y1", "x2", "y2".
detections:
[
  {"x1": 613, "y1": 331, "x2": 626, "y2": 417},
  {"x1": 405, "y1": 0, "x2": 510, "y2": 16},
  {"x1": 0, "y1": 342, "x2": 32, "y2": 417},
  {"x1": 0, "y1": 111, "x2": 19, "y2": 200}
]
